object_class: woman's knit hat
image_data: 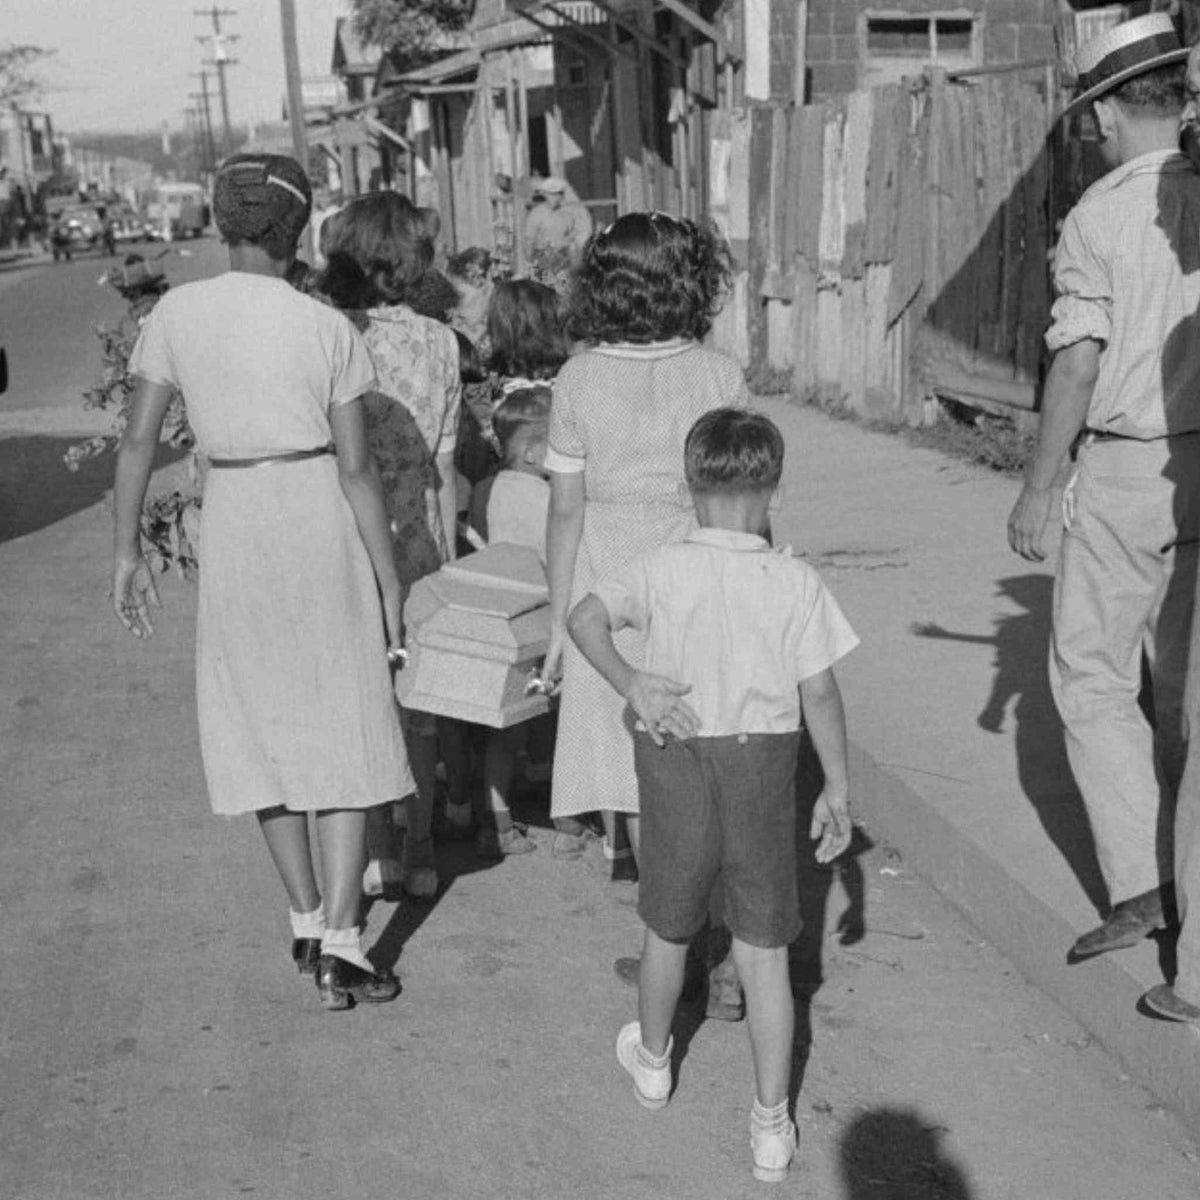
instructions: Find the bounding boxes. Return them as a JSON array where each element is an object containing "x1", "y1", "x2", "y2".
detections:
[{"x1": 213, "y1": 153, "x2": 312, "y2": 251}]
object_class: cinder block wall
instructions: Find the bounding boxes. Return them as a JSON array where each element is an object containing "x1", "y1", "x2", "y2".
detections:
[{"x1": 804, "y1": 0, "x2": 1059, "y2": 98}]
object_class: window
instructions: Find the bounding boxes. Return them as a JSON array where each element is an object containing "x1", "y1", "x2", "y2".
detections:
[{"x1": 863, "y1": 12, "x2": 981, "y2": 86}]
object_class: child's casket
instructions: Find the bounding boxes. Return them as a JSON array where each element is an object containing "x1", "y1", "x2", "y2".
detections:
[{"x1": 395, "y1": 542, "x2": 552, "y2": 729}]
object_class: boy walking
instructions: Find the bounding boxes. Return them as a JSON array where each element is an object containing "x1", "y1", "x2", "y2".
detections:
[{"x1": 568, "y1": 408, "x2": 857, "y2": 1182}]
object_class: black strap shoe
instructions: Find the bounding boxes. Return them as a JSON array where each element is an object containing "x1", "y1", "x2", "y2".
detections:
[
  {"x1": 291, "y1": 938, "x2": 322, "y2": 976},
  {"x1": 316, "y1": 954, "x2": 401, "y2": 1010}
]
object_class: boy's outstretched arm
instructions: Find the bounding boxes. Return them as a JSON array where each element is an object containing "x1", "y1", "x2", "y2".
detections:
[
  {"x1": 799, "y1": 667, "x2": 852, "y2": 863},
  {"x1": 568, "y1": 594, "x2": 700, "y2": 746}
]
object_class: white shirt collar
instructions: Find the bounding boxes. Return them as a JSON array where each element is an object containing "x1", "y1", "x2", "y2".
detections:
[{"x1": 685, "y1": 527, "x2": 771, "y2": 552}]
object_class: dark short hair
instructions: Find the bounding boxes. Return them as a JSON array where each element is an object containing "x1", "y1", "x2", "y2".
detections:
[
  {"x1": 1108, "y1": 63, "x2": 1186, "y2": 114},
  {"x1": 213, "y1": 153, "x2": 311, "y2": 260},
  {"x1": 567, "y1": 212, "x2": 732, "y2": 345},
  {"x1": 447, "y1": 246, "x2": 492, "y2": 284},
  {"x1": 684, "y1": 408, "x2": 784, "y2": 494},
  {"x1": 453, "y1": 330, "x2": 486, "y2": 384},
  {"x1": 486, "y1": 279, "x2": 569, "y2": 379},
  {"x1": 318, "y1": 191, "x2": 432, "y2": 307},
  {"x1": 493, "y1": 385, "x2": 551, "y2": 461}
]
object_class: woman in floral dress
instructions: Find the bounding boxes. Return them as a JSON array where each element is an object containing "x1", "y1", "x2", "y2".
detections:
[{"x1": 321, "y1": 192, "x2": 463, "y2": 898}]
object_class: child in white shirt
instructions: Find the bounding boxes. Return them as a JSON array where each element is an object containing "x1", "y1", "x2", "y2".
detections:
[{"x1": 569, "y1": 408, "x2": 857, "y2": 1183}]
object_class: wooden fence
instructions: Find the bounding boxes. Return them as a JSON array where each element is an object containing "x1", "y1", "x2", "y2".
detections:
[{"x1": 710, "y1": 68, "x2": 1078, "y2": 424}]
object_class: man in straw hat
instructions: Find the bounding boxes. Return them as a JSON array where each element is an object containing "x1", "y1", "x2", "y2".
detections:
[
  {"x1": 1146, "y1": 38, "x2": 1200, "y2": 1024},
  {"x1": 1008, "y1": 13, "x2": 1200, "y2": 970},
  {"x1": 524, "y1": 175, "x2": 593, "y2": 258}
]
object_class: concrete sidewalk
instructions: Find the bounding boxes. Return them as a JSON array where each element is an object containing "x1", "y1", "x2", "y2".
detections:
[
  {"x1": 4, "y1": 401, "x2": 1200, "y2": 1198},
  {"x1": 761, "y1": 395, "x2": 1200, "y2": 1128}
]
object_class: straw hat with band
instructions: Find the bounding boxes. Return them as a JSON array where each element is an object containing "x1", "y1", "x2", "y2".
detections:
[{"x1": 1069, "y1": 13, "x2": 1189, "y2": 111}]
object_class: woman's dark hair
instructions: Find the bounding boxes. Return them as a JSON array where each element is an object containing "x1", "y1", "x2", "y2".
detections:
[
  {"x1": 213, "y1": 153, "x2": 312, "y2": 261},
  {"x1": 453, "y1": 330, "x2": 487, "y2": 384},
  {"x1": 567, "y1": 212, "x2": 732, "y2": 345},
  {"x1": 317, "y1": 191, "x2": 432, "y2": 308},
  {"x1": 684, "y1": 408, "x2": 784, "y2": 494},
  {"x1": 486, "y1": 279, "x2": 569, "y2": 379}
]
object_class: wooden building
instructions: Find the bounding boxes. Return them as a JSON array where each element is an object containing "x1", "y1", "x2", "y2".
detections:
[{"x1": 383, "y1": 0, "x2": 739, "y2": 269}]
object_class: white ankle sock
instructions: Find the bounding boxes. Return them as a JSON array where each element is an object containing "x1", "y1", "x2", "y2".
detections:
[
  {"x1": 751, "y1": 1098, "x2": 791, "y2": 1135},
  {"x1": 603, "y1": 838, "x2": 632, "y2": 862},
  {"x1": 289, "y1": 903, "x2": 325, "y2": 940},
  {"x1": 635, "y1": 1038, "x2": 671, "y2": 1071},
  {"x1": 321, "y1": 926, "x2": 373, "y2": 972}
]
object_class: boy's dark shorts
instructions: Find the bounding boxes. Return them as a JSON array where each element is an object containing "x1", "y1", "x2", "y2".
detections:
[{"x1": 634, "y1": 730, "x2": 802, "y2": 950}]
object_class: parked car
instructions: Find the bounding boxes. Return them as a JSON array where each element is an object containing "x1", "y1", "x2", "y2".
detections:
[
  {"x1": 50, "y1": 205, "x2": 105, "y2": 261},
  {"x1": 110, "y1": 206, "x2": 147, "y2": 244}
]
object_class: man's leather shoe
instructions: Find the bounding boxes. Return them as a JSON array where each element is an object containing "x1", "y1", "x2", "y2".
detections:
[
  {"x1": 291, "y1": 938, "x2": 321, "y2": 975},
  {"x1": 1143, "y1": 983, "x2": 1200, "y2": 1023},
  {"x1": 316, "y1": 955, "x2": 401, "y2": 1010},
  {"x1": 1068, "y1": 887, "x2": 1170, "y2": 963}
]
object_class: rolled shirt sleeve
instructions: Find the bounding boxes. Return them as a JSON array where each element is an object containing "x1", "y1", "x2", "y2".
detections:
[{"x1": 1045, "y1": 208, "x2": 1112, "y2": 354}]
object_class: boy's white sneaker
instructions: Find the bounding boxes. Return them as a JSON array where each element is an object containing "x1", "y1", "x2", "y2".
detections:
[
  {"x1": 750, "y1": 1120, "x2": 797, "y2": 1183},
  {"x1": 616, "y1": 1021, "x2": 672, "y2": 1110}
]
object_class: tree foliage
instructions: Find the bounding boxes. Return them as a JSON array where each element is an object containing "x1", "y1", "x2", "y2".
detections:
[
  {"x1": 349, "y1": 0, "x2": 474, "y2": 66},
  {"x1": 0, "y1": 43, "x2": 53, "y2": 107}
]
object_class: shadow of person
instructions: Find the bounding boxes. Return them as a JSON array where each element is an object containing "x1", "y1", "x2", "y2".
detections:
[
  {"x1": 0, "y1": 435, "x2": 184, "y2": 544},
  {"x1": 838, "y1": 1107, "x2": 974, "y2": 1200},
  {"x1": 911, "y1": 575, "x2": 1108, "y2": 913},
  {"x1": 789, "y1": 731, "x2": 872, "y2": 1106}
]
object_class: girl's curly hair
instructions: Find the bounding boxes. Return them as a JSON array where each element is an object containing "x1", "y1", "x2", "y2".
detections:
[
  {"x1": 317, "y1": 191, "x2": 432, "y2": 308},
  {"x1": 566, "y1": 212, "x2": 732, "y2": 345},
  {"x1": 486, "y1": 278, "x2": 569, "y2": 379}
]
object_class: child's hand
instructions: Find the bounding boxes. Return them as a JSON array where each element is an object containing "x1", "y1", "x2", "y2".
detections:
[
  {"x1": 625, "y1": 671, "x2": 700, "y2": 747},
  {"x1": 811, "y1": 787, "x2": 852, "y2": 863}
]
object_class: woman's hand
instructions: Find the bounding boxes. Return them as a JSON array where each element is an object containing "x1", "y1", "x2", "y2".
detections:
[
  {"x1": 381, "y1": 583, "x2": 404, "y2": 656},
  {"x1": 112, "y1": 554, "x2": 161, "y2": 638},
  {"x1": 540, "y1": 625, "x2": 566, "y2": 695}
]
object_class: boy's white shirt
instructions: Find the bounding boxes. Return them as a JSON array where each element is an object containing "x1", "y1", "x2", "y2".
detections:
[{"x1": 591, "y1": 528, "x2": 858, "y2": 738}]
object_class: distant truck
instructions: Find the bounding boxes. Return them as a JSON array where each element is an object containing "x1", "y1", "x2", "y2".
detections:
[{"x1": 145, "y1": 182, "x2": 208, "y2": 240}]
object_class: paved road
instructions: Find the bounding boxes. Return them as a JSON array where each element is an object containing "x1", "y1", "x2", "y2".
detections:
[{"x1": 2, "y1": 248, "x2": 1199, "y2": 1198}]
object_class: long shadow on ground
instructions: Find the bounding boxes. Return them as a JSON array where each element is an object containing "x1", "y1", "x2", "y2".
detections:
[
  {"x1": 0, "y1": 435, "x2": 184, "y2": 544},
  {"x1": 912, "y1": 575, "x2": 1109, "y2": 914}
]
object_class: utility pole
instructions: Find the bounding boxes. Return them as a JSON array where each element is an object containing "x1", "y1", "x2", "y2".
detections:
[
  {"x1": 189, "y1": 70, "x2": 218, "y2": 174},
  {"x1": 280, "y1": 0, "x2": 314, "y2": 260},
  {"x1": 195, "y1": 4, "x2": 238, "y2": 154}
]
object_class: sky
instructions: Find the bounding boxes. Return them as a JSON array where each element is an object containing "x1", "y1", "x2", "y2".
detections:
[{"x1": 6, "y1": 0, "x2": 353, "y2": 135}]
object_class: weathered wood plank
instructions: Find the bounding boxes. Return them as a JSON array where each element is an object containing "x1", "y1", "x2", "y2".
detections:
[
  {"x1": 841, "y1": 89, "x2": 872, "y2": 280},
  {"x1": 865, "y1": 84, "x2": 902, "y2": 265}
]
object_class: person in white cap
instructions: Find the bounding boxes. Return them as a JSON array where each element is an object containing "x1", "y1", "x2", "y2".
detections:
[
  {"x1": 524, "y1": 175, "x2": 593, "y2": 259},
  {"x1": 1008, "y1": 13, "x2": 1200, "y2": 967}
]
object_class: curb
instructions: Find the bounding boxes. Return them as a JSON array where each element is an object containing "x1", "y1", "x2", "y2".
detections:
[{"x1": 850, "y1": 738, "x2": 1200, "y2": 1129}]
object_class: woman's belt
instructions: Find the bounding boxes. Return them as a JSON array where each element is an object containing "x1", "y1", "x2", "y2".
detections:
[{"x1": 207, "y1": 445, "x2": 335, "y2": 469}]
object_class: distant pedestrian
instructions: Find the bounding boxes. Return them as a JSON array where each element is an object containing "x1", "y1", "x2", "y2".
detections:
[
  {"x1": 524, "y1": 176, "x2": 592, "y2": 262},
  {"x1": 112, "y1": 153, "x2": 412, "y2": 1011},
  {"x1": 1006, "y1": 15, "x2": 1200, "y2": 964},
  {"x1": 568, "y1": 408, "x2": 856, "y2": 1184}
]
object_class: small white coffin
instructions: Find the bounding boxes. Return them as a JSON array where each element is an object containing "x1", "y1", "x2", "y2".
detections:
[{"x1": 395, "y1": 542, "x2": 552, "y2": 728}]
